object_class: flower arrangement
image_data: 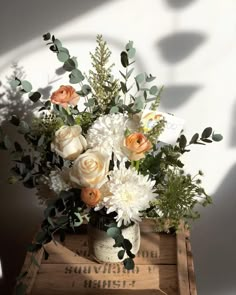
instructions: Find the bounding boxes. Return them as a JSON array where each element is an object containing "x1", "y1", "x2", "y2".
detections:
[{"x1": 1, "y1": 33, "x2": 222, "y2": 276}]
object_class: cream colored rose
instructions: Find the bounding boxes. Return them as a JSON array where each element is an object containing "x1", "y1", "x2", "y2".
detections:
[
  {"x1": 51, "y1": 125, "x2": 87, "y2": 160},
  {"x1": 69, "y1": 149, "x2": 109, "y2": 188}
]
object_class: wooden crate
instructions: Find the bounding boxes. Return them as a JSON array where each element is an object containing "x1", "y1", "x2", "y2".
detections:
[{"x1": 18, "y1": 220, "x2": 197, "y2": 295}]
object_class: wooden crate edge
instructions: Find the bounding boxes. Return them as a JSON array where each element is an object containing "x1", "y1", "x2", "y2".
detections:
[
  {"x1": 176, "y1": 223, "x2": 190, "y2": 295},
  {"x1": 14, "y1": 247, "x2": 44, "y2": 295},
  {"x1": 186, "y1": 235, "x2": 197, "y2": 295}
]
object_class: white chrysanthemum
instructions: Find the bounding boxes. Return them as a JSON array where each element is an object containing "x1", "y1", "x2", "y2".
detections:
[
  {"x1": 86, "y1": 113, "x2": 138, "y2": 160},
  {"x1": 49, "y1": 168, "x2": 72, "y2": 194},
  {"x1": 96, "y1": 164, "x2": 157, "y2": 227}
]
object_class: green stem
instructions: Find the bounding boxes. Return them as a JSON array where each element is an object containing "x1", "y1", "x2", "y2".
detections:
[{"x1": 135, "y1": 160, "x2": 140, "y2": 171}]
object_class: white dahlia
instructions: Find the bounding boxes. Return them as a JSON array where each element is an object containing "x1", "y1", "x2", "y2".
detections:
[
  {"x1": 86, "y1": 113, "x2": 138, "y2": 160},
  {"x1": 96, "y1": 164, "x2": 157, "y2": 227}
]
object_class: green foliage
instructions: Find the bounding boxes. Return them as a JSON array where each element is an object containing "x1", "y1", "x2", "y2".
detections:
[
  {"x1": 88, "y1": 35, "x2": 120, "y2": 111},
  {"x1": 106, "y1": 221, "x2": 136, "y2": 270},
  {"x1": 2, "y1": 32, "x2": 224, "y2": 277},
  {"x1": 145, "y1": 168, "x2": 211, "y2": 232},
  {"x1": 145, "y1": 118, "x2": 166, "y2": 145},
  {"x1": 177, "y1": 127, "x2": 223, "y2": 153}
]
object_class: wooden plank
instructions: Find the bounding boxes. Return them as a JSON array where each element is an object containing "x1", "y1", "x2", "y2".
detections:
[
  {"x1": 176, "y1": 224, "x2": 190, "y2": 295},
  {"x1": 31, "y1": 264, "x2": 178, "y2": 295},
  {"x1": 43, "y1": 232, "x2": 176, "y2": 265},
  {"x1": 16, "y1": 220, "x2": 197, "y2": 294},
  {"x1": 186, "y1": 237, "x2": 197, "y2": 295},
  {"x1": 18, "y1": 248, "x2": 44, "y2": 294}
]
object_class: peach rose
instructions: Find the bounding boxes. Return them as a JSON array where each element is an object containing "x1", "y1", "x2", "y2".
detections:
[
  {"x1": 50, "y1": 85, "x2": 79, "y2": 108},
  {"x1": 124, "y1": 132, "x2": 152, "y2": 161},
  {"x1": 69, "y1": 149, "x2": 110, "y2": 188},
  {"x1": 81, "y1": 188, "x2": 101, "y2": 207}
]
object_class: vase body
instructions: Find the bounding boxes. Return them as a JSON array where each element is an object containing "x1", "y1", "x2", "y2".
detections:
[{"x1": 88, "y1": 222, "x2": 140, "y2": 263}]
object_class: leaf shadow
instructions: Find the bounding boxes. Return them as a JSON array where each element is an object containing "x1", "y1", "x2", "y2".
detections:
[
  {"x1": 229, "y1": 99, "x2": 236, "y2": 147},
  {"x1": 157, "y1": 32, "x2": 206, "y2": 64},
  {"x1": 165, "y1": 0, "x2": 196, "y2": 9},
  {"x1": 160, "y1": 84, "x2": 201, "y2": 110},
  {"x1": 191, "y1": 163, "x2": 236, "y2": 295}
]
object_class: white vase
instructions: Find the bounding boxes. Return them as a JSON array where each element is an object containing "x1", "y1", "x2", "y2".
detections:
[{"x1": 88, "y1": 222, "x2": 140, "y2": 263}]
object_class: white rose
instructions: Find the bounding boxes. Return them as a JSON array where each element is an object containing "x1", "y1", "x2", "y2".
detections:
[
  {"x1": 69, "y1": 149, "x2": 110, "y2": 188},
  {"x1": 51, "y1": 125, "x2": 87, "y2": 160}
]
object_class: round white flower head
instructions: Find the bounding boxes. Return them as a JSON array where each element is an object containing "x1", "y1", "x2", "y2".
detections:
[
  {"x1": 86, "y1": 113, "x2": 138, "y2": 160},
  {"x1": 49, "y1": 167, "x2": 72, "y2": 194},
  {"x1": 96, "y1": 163, "x2": 157, "y2": 227}
]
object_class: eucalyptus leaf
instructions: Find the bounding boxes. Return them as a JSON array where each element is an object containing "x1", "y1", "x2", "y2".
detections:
[
  {"x1": 127, "y1": 68, "x2": 134, "y2": 79},
  {"x1": 21, "y1": 80, "x2": 32, "y2": 92},
  {"x1": 123, "y1": 239, "x2": 132, "y2": 251},
  {"x1": 135, "y1": 73, "x2": 145, "y2": 84},
  {"x1": 119, "y1": 71, "x2": 126, "y2": 80},
  {"x1": 63, "y1": 58, "x2": 76, "y2": 72},
  {"x1": 81, "y1": 84, "x2": 91, "y2": 95},
  {"x1": 110, "y1": 106, "x2": 119, "y2": 114},
  {"x1": 123, "y1": 257, "x2": 135, "y2": 270},
  {"x1": 134, "y1": 96, "x2": 144, "y2": 110},
  {"x1": 118, "y1": 249, "x2": 125, "y2": 260},
  {"x1": 59, "y1": 47, "x2": 70, "y2": 55},
  {"x1": 145, "y1": 74, "x2": 156, "y2": 82},
  {"x1": 179, "y1": 134, "x2": 187, "y2": 149},
  {"x1": 201, "y1": 138, "x2": 212, "y2": 143},
  {"x1": 57, "y1": 51, "x2": 69, "y2": 62},
  {"x1": 201, "y1": 127, "x2": 212, "y2": 139},
  {"x1": 54, "y1": 39, "x2": 62, "y2": 49},
  {"x1": 125, "y1": 41, "x2": 134, "y2": 51},
  {"x1": 120, "y1": 81, "x2": 128, "y2": 94},
  {"x1": 127, "y1": 48, "x2": 136, "y2": 59},
  {"x1": 69, "y1": 69, "x2": 84, "y2": 83},
  {"x1": 43, "y1": 32, "x2": 51, "y2": 41},
  {"x1": 107, "y1": 227, "x2": 121, "y2": 238},
  {"x1": 50, "y1": 44, "x2": 57, "y2": 52},
  {"x1": 71, "y1": 57, "x2": 78, "y2": 68},
  {"x1": 71, "y1": 69, "x2": 84, "y2": 80},
  {"x1": 29, "y1": 91, "x2": 41, "y2": 103},
  {"x1": 189, "y1": 133, "x2": 199, "y2": 144},
  {"x1": 121, "y1": 51, "x2": 129, "y2": 67},
  {"x1": 149, "y1": 85, "x2": 158, "y2": 95},
  {"x1": 10, "y1": 79, "x2": 21, "y2": 89},
  {"x1": 212, "y1": 133, "x2": 223, "y2": 142}
]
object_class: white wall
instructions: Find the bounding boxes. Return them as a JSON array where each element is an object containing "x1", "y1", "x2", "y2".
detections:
[{"x1": 0, "y1": 0, "x2": 236, "y2": 294}]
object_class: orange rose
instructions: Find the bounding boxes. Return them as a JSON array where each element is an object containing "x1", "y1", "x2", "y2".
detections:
[
  {"x1": 81, "y1": 188, "x2": 101, "y2": 207},
  {"x1": 124, "y1": 132, "x2": 152, "y2": 161},
  {"x1": 50, "y1": 85, "x2": 79, "y2": 108}
]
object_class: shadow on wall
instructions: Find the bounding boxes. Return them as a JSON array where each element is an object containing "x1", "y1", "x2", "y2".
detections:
[
  {"x1": 165, "y1": 0, "x2": 196, "y2": 9},
  {"x1": 157, "y1": 32, "x2": 206, "y2": 64},
  {"x1": 160, "y1": 84, "x2": 201, "y2": 110},
  {"x1": 0, "y1": 0, "x2": 110, "y2": 56},
  {"x1": 191, "y1": 163, "x2": 236, "y2": 295},
  {"x1": 230, "y1": 99, "x2": 236, "y2": 147},
  {"x1": 0, "y1": 65, "x2": 53, "y2": 294}
]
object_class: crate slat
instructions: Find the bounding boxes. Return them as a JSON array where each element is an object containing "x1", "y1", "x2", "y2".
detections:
[
  {"x1": 32, "y1": 264, "x2": 178, "y2": 295},
  {"x1": 17, "y1": 220, "x2": 197, "y2": 295}
]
